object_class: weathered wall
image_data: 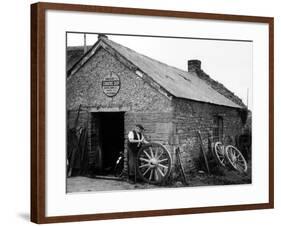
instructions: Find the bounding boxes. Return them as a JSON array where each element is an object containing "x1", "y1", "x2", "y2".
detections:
[
  {"x1": 66, "y1": 47, "x2": 172, "y2": 112},
  {"x1": 67, "y1": 47, "x2": 174, "y2": 173},
  {"x1": 171, "y1": 98, "x2": 244, "y2": 174},
  {"x1": 66, "y1": 46, "x2": 245, "y2": 179}
]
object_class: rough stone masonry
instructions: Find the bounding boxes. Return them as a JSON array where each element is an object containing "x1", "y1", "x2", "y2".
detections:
[{"x1": 66, "y1": 35, "x2": 248, "y2": 179}]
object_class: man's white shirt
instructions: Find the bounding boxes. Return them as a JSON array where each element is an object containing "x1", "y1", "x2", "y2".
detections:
[{"x1": 128, "y1": 131, "x2": 140, "y2": 142}]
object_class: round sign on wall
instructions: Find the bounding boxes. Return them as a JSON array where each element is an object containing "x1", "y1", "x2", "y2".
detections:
[{"x1": 102, "y1": 73, "x2": 121, "y2": 97}]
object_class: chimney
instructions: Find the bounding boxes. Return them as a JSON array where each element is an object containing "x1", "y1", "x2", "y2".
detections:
[
  {"x1": 188, "y1": 60, "x2": 201, "y2": 72},
  {"x1": 98, "y1": 34, "x2": 108, "y2": 40}
]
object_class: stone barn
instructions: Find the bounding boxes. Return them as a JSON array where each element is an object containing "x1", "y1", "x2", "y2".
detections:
[{"x1": 66, "y1": 34, "x2": 247, "y2": 178}]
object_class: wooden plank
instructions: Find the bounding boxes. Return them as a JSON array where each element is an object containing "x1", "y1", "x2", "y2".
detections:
[
  {"x1": 197, "y1": 131, "x2": 210, "y2": 174},
  {"x1": 175, "y1": 147, "x2": 188, "y2": 185}
]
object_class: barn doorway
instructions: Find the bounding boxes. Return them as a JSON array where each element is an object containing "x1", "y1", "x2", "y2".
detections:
[{"x1": 91, "y1": 112, "x2": 124, "y2": 175}]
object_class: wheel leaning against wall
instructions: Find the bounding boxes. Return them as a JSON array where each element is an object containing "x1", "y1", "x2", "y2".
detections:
[
  {"x1": 225, "y1": 145, "x2": 248, "y2": 173},
  {"x1": 213, "y1": 141, "x2": 227, "y2": 167},
  {"x1": 136, "y1": 142, "x2": 172, "y2": 185}
]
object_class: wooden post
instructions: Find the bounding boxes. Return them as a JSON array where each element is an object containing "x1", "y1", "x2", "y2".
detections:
[
  {"x1": 83, "y1": 33, "x2": 87, "y2": 54},
  {"x1": 175, "y1": 147, "x2": 188, "y2": 185},
  {"x1": 197, "y1": 131, "x2": 210, "y2": 174},
  {"x1": 74, "y1": 104, "x2": 82, "y2": 129}
]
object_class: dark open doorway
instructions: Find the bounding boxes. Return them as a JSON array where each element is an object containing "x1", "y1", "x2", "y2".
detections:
[{"x1": 91, "y1": 112, "x2": 124, "y2": 175}]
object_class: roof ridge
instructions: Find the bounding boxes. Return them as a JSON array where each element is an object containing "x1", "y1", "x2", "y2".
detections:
[
  {"x1": 196, "y1": 70, "x2": 246, "y2": 108},
  {"x1": 67, "y1": 37, "x2": 245, "y2": 109},
  {"x1": 102, "y1": 38, "x2": 189, "y2": 75},
  {"x1": 102, "y1": 38, "x2": 245, "y2": 108}
]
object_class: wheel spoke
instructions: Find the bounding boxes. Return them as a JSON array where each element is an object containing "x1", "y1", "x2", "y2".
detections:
[
  {"x1": 158, "y1": 163, "x2": 168, "y2": 169},
  {"x1": 155, "y1": 149, "x2": 163, "y2": 160},
  {"x1": 142, "y1": 167, "x2": 151, "y2": 176},
  {"x1": 149, "y1": 147, "x2": 154, "y2": 158},
  {"x1": 229, "y1": 149, "x2": 233, "y2": 158},
  {"x1": 236, "y1": 161, "x2": 245, "y2": 168},
  {"x1": 236, "y1": 164, "x2": 243, "y2": 172},
  {"x1": 158, "y1": 150, "x2": 164, "y2": 160},
  {"x1": 139, "y1": 163, "x2": 150, "y2": 169},
  {"x1": 238, "y1": 156, "x2": 245, "y2": 161},
  {"x1": 157, "y1": 167, "x2": 165, "y2": 177},
  {"x1": 229, "y1": 150, "x2": 235, "y2": 161},
  {"x1": 143, "y1": 150, "x2": 151, "y2": 159},
  {"x1": 154, "y1": 169, "x2": 159, "y2": 181},
  {"x1": 237, "y1": 158, "x2": 245, "y2": 164},
  {"x1": 154, "y1": 148, "x2": 159, "y2": 159},
  {"x1": 236, "y1": 163, "x2": 243, "y2": 169},
  {"x1": 158, "y1": 158, "x2": 168, "y2": 163},
  {"x1": 139, "y1": 157, "x2": 150, "y2": 163},
  {"x1": 232, "y1": 149, "x2": 237, "y2": 158},
  {"x1": 232, "y1": 151, "x2": 238, "y2": 159},
  {"x1": 217, "y1": 148, "x2": 223, "y2": 153},
  {"x1": 149, "y1": 169, "x2": 153, "y2": 181},
  {"x1": 218, "y1": 148, "x2": 224, "y2": 154}
]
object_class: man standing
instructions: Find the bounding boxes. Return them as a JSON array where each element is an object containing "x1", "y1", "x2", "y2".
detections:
[{"x1": 127, "y1": 124, "x2": 148, "y2": 182}]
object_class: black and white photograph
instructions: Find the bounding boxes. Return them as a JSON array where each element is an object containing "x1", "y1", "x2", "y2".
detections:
[{"x1": 66, "y1": 32, "x2": 252, "y2": 193}]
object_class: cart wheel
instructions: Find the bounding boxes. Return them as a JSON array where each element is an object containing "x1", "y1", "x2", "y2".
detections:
[
  {"x1": 137, "y1": 142, "x2": 172, "y2": 185},
  {"x1": 225, "y1": 145, "x2": 248, "y2": 173},
  {"x1": 213, "y1": 142, "x2": 227, "y2": 167}
]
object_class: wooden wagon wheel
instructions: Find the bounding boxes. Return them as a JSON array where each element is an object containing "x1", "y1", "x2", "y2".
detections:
[
  {"x1": 213, "y1": 142, "x2": 227, "y2": 167},
  {"x1": 137, "y1": 142, "x2": 172, "y2": 185},
  {"x1": 225, "y1": 145, "x2": 248, "y2": 173}
]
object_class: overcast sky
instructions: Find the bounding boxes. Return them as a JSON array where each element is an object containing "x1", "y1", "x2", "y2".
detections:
[{"x1": 67, "y1": 33, "x2": 253, "y2": 110}]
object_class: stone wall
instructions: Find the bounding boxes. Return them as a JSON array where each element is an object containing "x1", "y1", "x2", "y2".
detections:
[
  {"x1": 171, "y1": 98, "x2": 244, "y2": 174},
  {"x1": 66, "y1": 46, "x2": 245, "y2": 179},
  {"x1": 66, "y1": 47, "x2": 172, "y2": 112},
  {"x1": 67, "y1": 47, "x2": 173, "y2": 174}
]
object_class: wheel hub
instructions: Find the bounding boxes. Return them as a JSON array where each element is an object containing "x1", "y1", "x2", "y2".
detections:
[{"x1": 149, "y1": 158, "x2": 158, "y2": 168}]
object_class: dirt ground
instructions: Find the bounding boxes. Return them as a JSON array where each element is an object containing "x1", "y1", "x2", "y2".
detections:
[
  {"x1": 67, "y1": 165, "x2": 252, "y2": 193},
  {"x1": 66, "y1": 176, "x2": 158, "y2": 193}
]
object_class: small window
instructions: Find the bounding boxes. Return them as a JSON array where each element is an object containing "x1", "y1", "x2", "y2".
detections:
[{"x1": 213, "y1": 116, "x2": 223, "y2": 142}]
